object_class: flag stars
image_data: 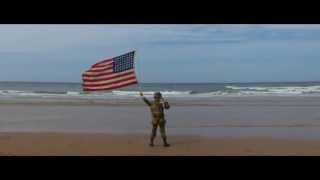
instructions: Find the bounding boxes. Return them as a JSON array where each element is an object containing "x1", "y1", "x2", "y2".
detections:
[{"x1": 113, "y1": 52, "x2": 135, "y2": 73}]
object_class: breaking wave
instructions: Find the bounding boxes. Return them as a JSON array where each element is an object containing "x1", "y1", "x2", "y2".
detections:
[
  {"x1": 1, "y1": 85, "x2": 320, "y2": 99},
  {"x1": 112, "y1": 90, "x2": 192, "y2": 97},
  {"x1": 225, "y1": 85, "x2": 320, "y2": 95}
]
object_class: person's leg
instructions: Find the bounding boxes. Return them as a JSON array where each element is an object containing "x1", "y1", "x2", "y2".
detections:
[
  {"x1": 160, "y1": 121, "x2": 170, "y2": 147},
  {"x1": 150, "y1": 124, "x2": 158, "y2": 147}
]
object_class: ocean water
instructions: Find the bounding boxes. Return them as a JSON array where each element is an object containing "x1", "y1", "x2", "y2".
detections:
[{"x1": 1, "y1": 81, "x2": 320, "y2": 100}]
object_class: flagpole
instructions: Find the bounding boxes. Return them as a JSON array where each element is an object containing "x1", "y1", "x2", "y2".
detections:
[{"x1": 135, "y1": 49, "x2": 142, "y2": 94}]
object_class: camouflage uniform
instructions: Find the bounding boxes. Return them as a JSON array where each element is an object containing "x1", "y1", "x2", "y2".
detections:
[{"x1": 142, "y1": 92, "x2": 170, "y2": 147}]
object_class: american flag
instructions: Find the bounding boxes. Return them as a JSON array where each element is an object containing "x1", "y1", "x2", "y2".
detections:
[{"x1": 82, "y1": 51, "x2": 138, "y2": 91}]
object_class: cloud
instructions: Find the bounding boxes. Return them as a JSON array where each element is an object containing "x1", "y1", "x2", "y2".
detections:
[
  {"x1": 1, "y1": 24, "x2": 319, "y2": 54},
  {"x1": 129, "y1": 24, "x2": 320, "y2": 46},
  {"x1": 0, "y1": 24, "x2": 320, "y2": 82}
]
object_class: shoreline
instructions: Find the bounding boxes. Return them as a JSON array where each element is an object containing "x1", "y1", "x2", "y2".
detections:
[
  {"x1": 0, "y1": 132, "x2": 320, "y2": 155},
  {"x1": 0, "y1": 97, "x2": 319, "y2": 139},
  {"x1": 0, "y1": 96, "x2": 319, "y2": 155},
  {"x1": 0, "y1": 95, "x2": 320, "y2": 106}
]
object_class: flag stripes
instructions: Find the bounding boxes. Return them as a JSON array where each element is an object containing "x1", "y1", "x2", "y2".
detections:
[{"x1": 82, "y1": 51, "x2": 138, "y2": 91}]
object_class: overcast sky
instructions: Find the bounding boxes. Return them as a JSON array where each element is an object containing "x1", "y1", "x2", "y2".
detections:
[{"x1": 0, "y1": 24, "x2": 320, "y2": 83}]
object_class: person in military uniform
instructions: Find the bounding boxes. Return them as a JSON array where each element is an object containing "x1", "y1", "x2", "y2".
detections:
[{"x1": 140, "y1": 91, "x2": 170, "y2": 147}]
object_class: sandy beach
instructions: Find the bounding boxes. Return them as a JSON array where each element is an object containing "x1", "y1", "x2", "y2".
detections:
[
  {"x1": 0, "y1": 96, "x2": 320, "y2": 155},
  {"x1": 2, "y1": 24, "x2": 320, "y2": 156},
  {"x1": 1, "y1": 132, "x2": 320, "y2": 155}
]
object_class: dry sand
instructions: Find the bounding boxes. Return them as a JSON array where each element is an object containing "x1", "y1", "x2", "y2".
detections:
[
  {"x1": 0, "y1": 132, "x2": 320, "y2": 155},
  {"x1": 1, "y1": 97, "x2": 320, "y2": 156}
]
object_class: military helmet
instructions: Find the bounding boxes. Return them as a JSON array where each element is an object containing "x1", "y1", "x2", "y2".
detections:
[{"x1": 154, "y1": 92, "x2": 162, "y2": 99}]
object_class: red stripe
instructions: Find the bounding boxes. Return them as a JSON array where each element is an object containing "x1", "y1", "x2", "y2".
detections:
[
  {"x1": 92, "y1": 59, "x2": 112, "y2": 68},
  {"x1": 83, "y1": 69, "x2": 135, "y2": 80},
  {"x1": 82, "y1": 71, "x2": 113, "y2": 77},
  {"x1": 86, "y1": 66, "x2": 113, "y2": 73},
  {"x1": 83, "y1": 81, "x2": 138, "y2": 91},
  {"x1": 82, "y1": 76, "x2": 137, "y2": 88},
  {"x1": 83, "y1": 78, "x2": 138, "y2": 90},
  {"x1": 82, "y1": 71, "x2": 135, "y2": 82},
  {"x1": 90, "y1": 64, "x2": 112, "y2": 70}
]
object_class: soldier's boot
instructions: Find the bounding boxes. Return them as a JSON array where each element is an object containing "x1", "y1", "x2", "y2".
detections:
[
  {"x1": 149, "y1": 137, "x2": 155, "y2": 147},
  {"x1": 162, "y1": 137, "x2": 170, "y2": 147},
  {"x1": 160, "y1": 123, "x2": 169, "y2": 147},
  {"x1": 149, "y1": 126, "x2": 157, "y2": 147}
]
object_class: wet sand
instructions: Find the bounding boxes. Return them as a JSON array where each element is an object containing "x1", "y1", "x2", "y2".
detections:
[
  {"x1": 1, "y1": 132, "x2": 320, "y2": 155},
  {"x1": 0, "y1": 96, "x2": 320, "y2": 155},
  {"x1": 1, "y1": 96, "x2": 320, "y2": 139}
]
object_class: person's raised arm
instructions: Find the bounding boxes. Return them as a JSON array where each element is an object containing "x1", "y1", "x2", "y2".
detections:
[{"x1": 140, "y1": 92, "x2": 151, "y2": 106}]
